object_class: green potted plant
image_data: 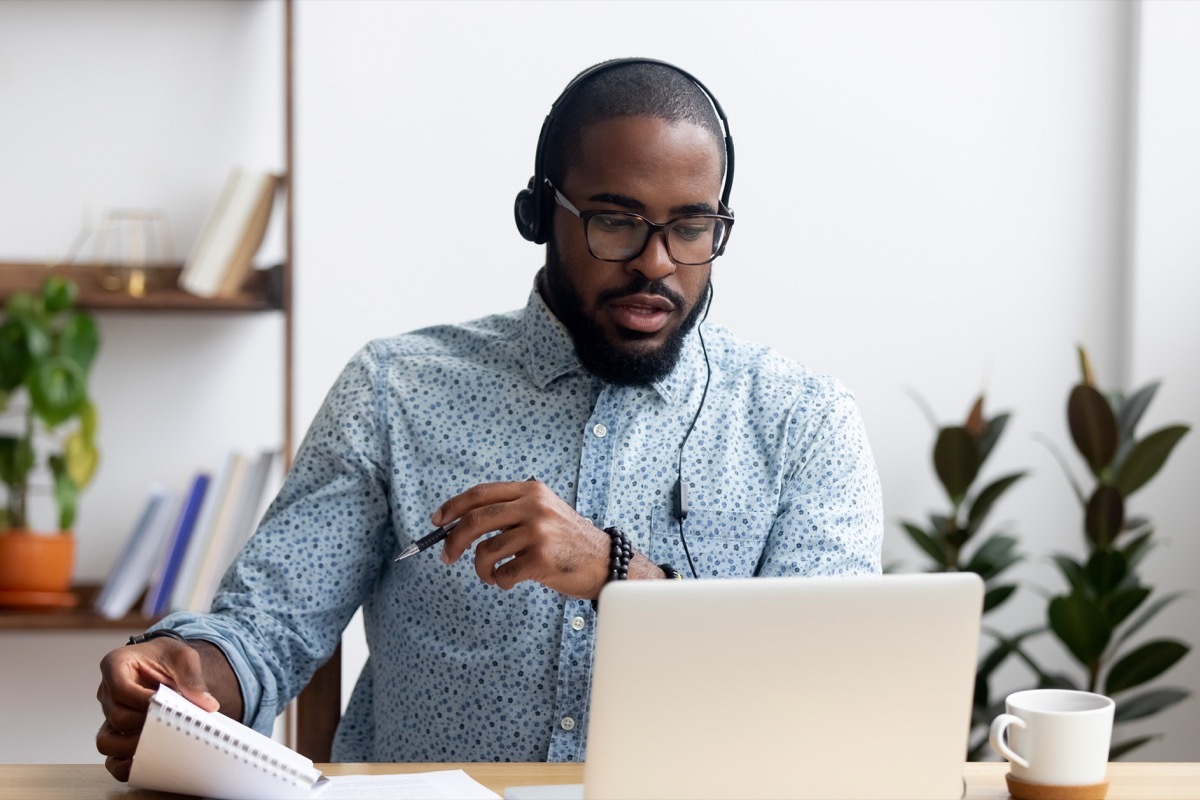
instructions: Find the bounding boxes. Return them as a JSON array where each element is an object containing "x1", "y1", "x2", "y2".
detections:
[
  {"x1": 0, "y1": 275, "x2": 100, "y2": 603},
  {"x1": 1038, "y1": 346, "x2": 1191, "y2": 757},
  {"x1": 899, "y1": 392, "x2": 1036, "y2": 758}
]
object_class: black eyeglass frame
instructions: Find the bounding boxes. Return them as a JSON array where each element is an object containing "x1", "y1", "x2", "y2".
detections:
[{"x1": 549, "y1": 181, "x2": 734, "y2": 266}]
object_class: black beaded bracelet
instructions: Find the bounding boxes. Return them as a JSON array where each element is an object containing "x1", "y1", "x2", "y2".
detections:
[
  {"x1": 604, "y1": 526, "x2": 632, "y2": 582},
  {"x1": 127, "y1": 629, "x2": 188, "y2": 647}
]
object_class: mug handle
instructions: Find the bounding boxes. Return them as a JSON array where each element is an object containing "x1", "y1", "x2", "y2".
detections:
[{"x1": 989, "y1": 713, "x2": 1030, "y2": 768}]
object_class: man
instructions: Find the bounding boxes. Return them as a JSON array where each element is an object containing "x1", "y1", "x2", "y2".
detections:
[{"x1": 96, "y1": 59, "x2": 882, "y2": 776}]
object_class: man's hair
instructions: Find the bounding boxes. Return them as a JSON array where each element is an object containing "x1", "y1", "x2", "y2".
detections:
[{"x1": 543, "y1": 60, "x2": 726, "y2": 187}]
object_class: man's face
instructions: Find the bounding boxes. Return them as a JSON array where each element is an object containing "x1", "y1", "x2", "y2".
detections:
[{"x1": 541, "y1": 116, "x2": 723, "y2": 386}]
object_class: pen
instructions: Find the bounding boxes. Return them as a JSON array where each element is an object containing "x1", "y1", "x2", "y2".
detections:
[{"x1": 393, "y1": 475, "x2": 537, "y2": 563}]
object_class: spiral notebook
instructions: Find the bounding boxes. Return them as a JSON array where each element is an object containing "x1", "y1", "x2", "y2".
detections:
[{"x1": 130, "y1": 684, "x2": 329, "y2": 800}]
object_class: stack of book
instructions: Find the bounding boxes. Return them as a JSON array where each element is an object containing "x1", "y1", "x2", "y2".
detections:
[{"x1": 94, "y1": 449, "x2": 282, "y2": 619}]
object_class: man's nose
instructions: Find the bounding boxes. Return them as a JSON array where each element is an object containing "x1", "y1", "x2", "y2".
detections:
[{"x1": 624, "y1": 231, "x2": 676, "y2": 281}]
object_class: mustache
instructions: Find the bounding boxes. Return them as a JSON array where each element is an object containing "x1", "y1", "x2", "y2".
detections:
[{"x1": 597, "y1": 278, "x2": 687, "y2": 309}]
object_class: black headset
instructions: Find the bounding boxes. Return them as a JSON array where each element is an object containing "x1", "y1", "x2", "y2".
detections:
[{"x1": 513, "y1": 57, "x2": 737, "y2": 246}]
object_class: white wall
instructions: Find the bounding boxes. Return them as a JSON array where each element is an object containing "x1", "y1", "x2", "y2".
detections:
[{"x1": 1, "y1": 0, "x2": 1196, "y2": 764}]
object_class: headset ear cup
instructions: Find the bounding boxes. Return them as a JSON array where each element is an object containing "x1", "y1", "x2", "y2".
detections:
[{"x1": 514, "y1": 185, "x2": 538, "y2": 242}]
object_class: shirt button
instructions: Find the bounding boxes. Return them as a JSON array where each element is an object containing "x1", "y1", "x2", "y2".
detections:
[
  {"x1": 560, "y1": 716, "x2": 576, "y2": 731},
  {"x1": 592, "y1": 423, "x2": 607, "y2": 438},
  {"x1": 571, "y1": 616, "x2": 586, "y2": 631}
]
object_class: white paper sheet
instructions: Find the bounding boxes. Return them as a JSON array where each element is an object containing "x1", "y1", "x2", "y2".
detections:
[{"x1": 320, "y1": 770, "x2": 501, "y2": 799}]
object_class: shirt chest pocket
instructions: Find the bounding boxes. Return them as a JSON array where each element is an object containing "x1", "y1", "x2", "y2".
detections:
[{"x1": 649, "y1": 509, "x2": 775, "y2": 579}]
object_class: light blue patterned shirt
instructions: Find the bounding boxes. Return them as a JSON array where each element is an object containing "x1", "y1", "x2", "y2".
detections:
[{"x1": 157, "y1": 285, "x2": 883, "y2": 762}]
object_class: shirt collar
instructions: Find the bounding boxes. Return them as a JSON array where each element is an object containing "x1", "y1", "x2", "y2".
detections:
[{"x1": 521, "y1": 280, "x2": 706, "y2": 405}]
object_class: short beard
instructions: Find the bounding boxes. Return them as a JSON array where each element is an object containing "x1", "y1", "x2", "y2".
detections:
[{"x1": 541, "y1": 244, "x2": 709, "y2": 387}]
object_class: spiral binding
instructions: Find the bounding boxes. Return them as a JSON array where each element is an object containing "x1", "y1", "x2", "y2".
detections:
[{"x1": 154, "y1": 691, "x2": 315, "y2": 787}]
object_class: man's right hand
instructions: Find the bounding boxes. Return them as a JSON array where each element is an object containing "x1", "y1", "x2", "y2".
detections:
[{"x1": 95, "y1": 637, "x2": 236, "y2": 781}]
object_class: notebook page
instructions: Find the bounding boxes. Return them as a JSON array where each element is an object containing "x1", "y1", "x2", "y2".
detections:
[{"x1": 130, "y1": 684, "x2": 328, "y2": 800}]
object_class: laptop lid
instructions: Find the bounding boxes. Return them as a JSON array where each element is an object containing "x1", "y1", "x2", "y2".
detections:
[{"x1": 581, "y1": 573, "x2": 983, "y2": 800}]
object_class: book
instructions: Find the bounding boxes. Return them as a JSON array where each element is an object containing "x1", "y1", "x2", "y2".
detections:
[
  {"x1": 183, "y1": 451, "x2": 250, "y2": 612},
  {"x1": 179, "y1": 167, "x2": 279, "y2": 299},
  {"x1": 168, "y1": 452, "x2": 246, "y2": 613},
  {"x1": 129, "y1": 685, "x2": 502, "y2": 800},
  {"x1": 140, "y1": 473, "x2": 211, "y2": 618},
  {"x1": 130, "y1": 684, "x2": 328, "y2": 800},
  {"x1": 94, "y1": 485, "x2": 180, "y2": 620},
  {"x1": 213, "y1": 448, "x2": 279, "y2": 574}
]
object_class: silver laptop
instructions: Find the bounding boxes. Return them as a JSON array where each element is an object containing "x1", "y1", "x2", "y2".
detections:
[{"x1": 507, "y1": 572, "x2": 982, "y2": 800}]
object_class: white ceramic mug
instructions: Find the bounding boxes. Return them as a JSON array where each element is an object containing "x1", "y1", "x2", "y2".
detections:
[{"x1": 989, "y1": 689, "x2": 1115, "y2": 786}]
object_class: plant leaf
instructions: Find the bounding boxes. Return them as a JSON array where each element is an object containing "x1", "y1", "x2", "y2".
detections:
[
  {"x1": 902, "y1": 522, "x2": 947, "y2": 567},
  {"x1": 1051, "y1": 554, "x2": 1089, "y2": 595},
  {"x1": 1121, "y1": 529, "x2": 1155, "y2": 570},
  {"x1": 1049, "y1": 592, "x2": 1111, "y2": 667},
  {"x1": 966, "y1": 471, "x2": 1026, "y2": 535},
  {"x1": 1068, "y1": 384, "x2": 1118, "y2": 476},
  {"x1": 1116, "y1": 381, "x2": 1159, "y2": 446},
  {"x1": 1112, "y1": 688, "x2": 1190, "y2": 722},
  {"x1": 1109, "y1": 735, "x2": 1159, "y2": 761},
  {"x1": 1085, "y1": 485, "x2": 1124, "y2": 548},
  {"x1": 965, "y1": 534, "x2": 1021, "y2": 580},
  {"x1": 964, "y1": 395, "x2": 985, "y2": 438},
  {"x1": 934, "y1": 426, "x2": 979, "y2": 505},
  {"x1": 27, "y1": 356, "x2": 87, "y2": 428},
  {"x1": 977, "y1": 412, "x2": 1011, "y2": 468},
  {"x1": 1085, "y1": 548, "x2": 1128, "y2": 595},
  {"x1": 1105, "y1": 639, "x2": 1190, "y2": 694},
  {"x1": 983, "y1": 584, "x2": 1017, "y2": 613},
  {"x1": 59, "y1": 312, "x2": 100, "y2": 371},
  {"x1": 1116, "y1": 591, "x2": 1188, "y2": 648},
  {"x1": 1114, "y1": 425, "x2": 1190, "y2": 497},
  {"x1": 1103, "y1": 586, "x2": 1149, "y2": 631}
]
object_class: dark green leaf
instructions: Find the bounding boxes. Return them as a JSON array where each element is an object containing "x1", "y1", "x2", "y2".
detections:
[
  {"x1": 977, "y1": 412, "x2": 1011, "y2": 467},
  {"x1": 1116, "y1": 381, "x2": 1159, "y2": 447},
  {"x1": 1121, "y1": 529, "x2": 1155, "y2": 570},
  {"x1": 965, "y1": 533, "x2": 1021, "y2": 580},
  {"x1": 1112, "y1": 688, "x2": 1190, "y2": 722},
  {"x1": 934, "y1": 426, "x2": 979, "y2": 505},
  {"x1": 1116, "y1": 592, "x2": 1188, "y2": 648},
  {"x1": 1105, "y1": 639, "x2": 1190, "y2": 694},
  {"x1": 58, "y1": 312, "x2": 99, "y2": 371},
  {"x1": 983, "y1": 584, "x2": 1017, "y2": 613},
  {"x1": 966, "y1": 471, "x2": 1026, "y2": 535},
  {"x1": 1051, "y1": 554, "x2": 1089, "y2": 595},
  {"x1": 1085, "y1": 549, "x2": 1128, "y2": 594},
  {"x1": 0, "y1": 319, "x2": 33, "y2": 390},
  {"x1": 1068, "y1": 384, "x2": 1119, "y2": 475},
  {"x1": 49, "y1": 454, "x2": 78, "y2": 530},
  {"x1": 0, "y1": 435, "x2": 34, "y2": 487},
  {"x1": 1049, "y1": 592, "x2": 1111, "y2": 666},
  {"x1": 1115, "y1": 425, "x2": 1190, "y2": 497},
  {"x1": 1085, "y1": 485, "x2": 1124, "y2": 548},
  {"x1": 1103, "y1": 586, "x2": 1149, "y2": 630},
  {"x1": 902, "y1": 522, "x2": 947, "y2": 567},
  {"x1": 1040, "y1": 672, "x2": 1081, "y2": 690},
  {"x1": 27, "y1": 356, "x2": 87, "y2": 428},
  {"x1": 1109, "y1": 735, "x2": 1159, "y2": 761}
]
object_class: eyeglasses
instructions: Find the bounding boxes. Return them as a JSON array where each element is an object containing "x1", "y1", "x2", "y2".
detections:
[{"x1": 550, "y1": 182, "x2": 733, "y2": 266}]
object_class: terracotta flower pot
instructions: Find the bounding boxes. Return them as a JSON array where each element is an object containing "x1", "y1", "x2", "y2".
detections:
[{"x1": 0, "y1": 531, "x2": 75, "y2": 593}]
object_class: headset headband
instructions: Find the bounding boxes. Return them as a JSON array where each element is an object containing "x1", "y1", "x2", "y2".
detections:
[{"x1": 514, "y1": 57, "x2": 736, "y2": 245}]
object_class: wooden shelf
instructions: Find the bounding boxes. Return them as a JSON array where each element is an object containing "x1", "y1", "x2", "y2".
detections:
[
  {"x1": 0, "y1": 584, "x2": 158, "y2": 630},
  {"x1": 0, "y1": 262, "x2": 283, "y2": 312}
]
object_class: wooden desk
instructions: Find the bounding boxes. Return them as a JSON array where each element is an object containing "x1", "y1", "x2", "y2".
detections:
[{"x1": 0, "y1": 762, "x2": 1196, "y2": 799}]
